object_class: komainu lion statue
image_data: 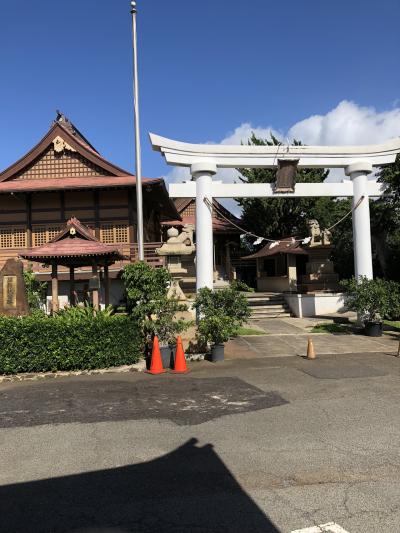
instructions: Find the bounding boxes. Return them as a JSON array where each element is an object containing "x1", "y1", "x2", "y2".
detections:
[
  {"x1": 306, "y1": 219, "x2": 331, "y2": 247},
  {"x1": 156, "y1": 224, "x2": 196, "y2": 256}
]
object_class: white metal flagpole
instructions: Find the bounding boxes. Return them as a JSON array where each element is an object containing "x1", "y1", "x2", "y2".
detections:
[{"x1": 130, "y1": 0, "x2": 144, "y2": 261}]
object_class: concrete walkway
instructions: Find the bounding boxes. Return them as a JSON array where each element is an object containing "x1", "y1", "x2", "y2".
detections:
[{"x1": 226, "y1": 317, "x2": 400, "y2": 359}]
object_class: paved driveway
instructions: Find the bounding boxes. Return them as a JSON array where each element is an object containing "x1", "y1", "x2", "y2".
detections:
[
  {"x1": 1, "y1": 352, "x2": 400, "y2": 532},
  {"x1": 225, "y1": 318, "x2": 399, "y2": 359}
]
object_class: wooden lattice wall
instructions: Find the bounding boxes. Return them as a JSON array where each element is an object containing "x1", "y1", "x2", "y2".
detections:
[{"x1": 15, "y1": 146, "x2": 108, "y2": 180}]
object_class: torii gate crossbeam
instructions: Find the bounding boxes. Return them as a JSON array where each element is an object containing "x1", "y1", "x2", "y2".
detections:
[{"x1": 150, "y1": 133, "x2": 400, "y2": 291}]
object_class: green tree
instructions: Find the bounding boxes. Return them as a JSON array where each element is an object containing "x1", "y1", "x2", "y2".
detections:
[
  {"x1": 374, "y1": 154, "x2": 400, "y2": 279},
  {"x1": 377, "y1": 153, "x2": 400, "y2": 199}
]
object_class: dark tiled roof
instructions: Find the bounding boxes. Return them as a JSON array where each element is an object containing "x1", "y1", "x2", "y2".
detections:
[
  {"x1": 20, "y1": 217, "x2": 124, "y2": 263},
  {"x1": 0, "y1": 175, "x2": 159, "y2": 193}
]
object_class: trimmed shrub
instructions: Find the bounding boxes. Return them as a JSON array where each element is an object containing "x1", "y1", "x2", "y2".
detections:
[
  {"x1": 122, "y1": 262, "x2": 191, "y2": 345},
  {"x1": 0, "y1": 314, "x2": 142, "y2": 374}
]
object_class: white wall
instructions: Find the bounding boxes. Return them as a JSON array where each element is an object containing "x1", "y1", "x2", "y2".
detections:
[{"x1": 284, "y1": 293, "x2": 346, "y2": 318}]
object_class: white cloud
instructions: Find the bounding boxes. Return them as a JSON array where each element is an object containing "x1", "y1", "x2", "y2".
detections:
[
  {"x1": 289, "y1": 100, "x2": 400, "y2": 146},
  {"x1": 220, "y1": 122, "x2": 282, "y2": 145},
  {"x1": 164, "y1": 100, "x2": 400, "y2": 213}
]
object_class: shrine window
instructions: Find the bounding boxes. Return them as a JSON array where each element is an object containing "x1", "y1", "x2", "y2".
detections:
[
  {"x1": 0, "y1": 227, "x2": 27, "y2": 248},
  {"x1": 100, "y1": 222, "x2": 129, "y2": 244},
  {"x1": 263, "y1": 256, "x2": 287, "y2": 277},
  {"x1": 33, "y1": 225, "x2": 61, "y2": 246},
  {"x1": 182, "y1": 203, "x2": 196, "y2": 217}
]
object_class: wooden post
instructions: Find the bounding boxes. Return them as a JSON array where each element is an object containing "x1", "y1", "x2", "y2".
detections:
[
  {"x1": 128, "y1": 187, "x2": 136, "y2": 261},
  {"x1": 104, "y1": 264, "x2": 110, "y2": 307},
  {"x1": 69, "y1": 266, "x2": 75, "y2": 306},
  {"x1": 60, "y1": 191, "x2": 66, "y2": 222},
  {"x1": 26, "y1": 193, "x2": 32, "y2": 248},
  {"x1": 92, "y1": 262, "x2": 99, "y2": 311},
  {"x1": 94, "y1": 191, "x2": 100, "y2": 240},
  {"x1": 256, "y1": 257, "x2": 261, "y2": 279},
  {"x1": 225, "y1": 241, "x2": 232, "y2": 281},
  {"x1": 51, "y1": 263, "x2": 59, "y2": 313}
]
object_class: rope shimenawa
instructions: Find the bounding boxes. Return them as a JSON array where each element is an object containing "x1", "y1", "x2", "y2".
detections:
[{"x1": 204, "y1": 195, "x2": 365, "y2": 245}]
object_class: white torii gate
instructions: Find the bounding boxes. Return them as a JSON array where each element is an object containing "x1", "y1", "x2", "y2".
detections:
[{"x1": 150, "y1": 133, "x2": 400, "y2": 291}]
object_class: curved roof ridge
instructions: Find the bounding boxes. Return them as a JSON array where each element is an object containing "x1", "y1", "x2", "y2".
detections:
[{"x1": 0, "y1": 117, "x2": 131, "y2": 181}]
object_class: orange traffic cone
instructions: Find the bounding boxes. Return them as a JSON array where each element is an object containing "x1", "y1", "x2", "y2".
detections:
[
  {"x1": 146, "y1": 336, "x2": 166, "y2": 374},
  {"x1": 307, "y1": 337, "x2": 316, "y2": 360},
  {"x1": 172, "y1": 336, "x2": 190, "y2": 374}
]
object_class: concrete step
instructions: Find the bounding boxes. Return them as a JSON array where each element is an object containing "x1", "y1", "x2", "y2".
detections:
[
  {"x1": 246, "y1": 292, "x2": 292, "y2": 318},
  {"x1": 251, "y1": 310, "x2": 290, "y2": 317},
  {"x1": 249, "y1": 295, "x2": 292, "y2": 317},
  {"x1": 250, "y1": 304, "x2": 287, "y2": 311},
  {"x1": 251, "y1": 305, "x2": 290, "y2": 313},
  {"x1": 251, "y1": 312, "x2": 291, "y2": 319},
  {"x1": 248, "y1": 299, "x2": 285, "y2": 306},
  {"x1": 246, "y1": 292, "x2": 283, "y2": 301}
]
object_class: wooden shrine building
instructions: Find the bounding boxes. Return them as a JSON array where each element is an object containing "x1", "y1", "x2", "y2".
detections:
[{"x1": 0, "y1": 112, "x2": 180, "y2": 310}]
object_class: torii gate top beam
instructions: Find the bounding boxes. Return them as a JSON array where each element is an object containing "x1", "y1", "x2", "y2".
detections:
[{"x1": 150, "y1": 133, "x2": 400, "y2": 168}]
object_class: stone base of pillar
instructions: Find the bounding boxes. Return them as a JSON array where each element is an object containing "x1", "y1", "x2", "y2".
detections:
[{"x1": 300, "y1": 246, "x2": 339, "y2": 292}]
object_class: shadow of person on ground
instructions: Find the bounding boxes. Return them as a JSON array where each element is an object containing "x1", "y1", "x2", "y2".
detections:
[{"x1": 0, "y1": 438, "x2": 280, "y2": 533}]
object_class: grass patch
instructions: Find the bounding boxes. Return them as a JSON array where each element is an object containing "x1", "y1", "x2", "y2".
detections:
[
  {"x1": 235, "y1": 326, "x2": 266, "y2": 336},
  {"x1": 384, "y1": 320, "x2": 400, "y2": 330},
  {"x1": 311, "y1": 322, "x2": 349, "y2": 334}
]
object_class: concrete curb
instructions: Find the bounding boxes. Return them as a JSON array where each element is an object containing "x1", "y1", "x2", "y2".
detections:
[{"x1": 0, "y1": 359, "x2": 147, "y2": 383}]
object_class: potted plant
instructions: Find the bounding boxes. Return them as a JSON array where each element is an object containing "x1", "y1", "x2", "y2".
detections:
[
  {"x1": 197, "y1": 314, "x2": 237, "y2": 361},
  {"x1": 193, "y1": 286, "x2": 251, "y2": 361},
  {"x1": 340, "y1": 277, "x2": 400, "y2": 337}
]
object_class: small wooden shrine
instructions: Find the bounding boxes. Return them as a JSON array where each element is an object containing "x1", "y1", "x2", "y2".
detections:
[{"x1": 21, "y1": 217, "x2": 124, "y2": 312}]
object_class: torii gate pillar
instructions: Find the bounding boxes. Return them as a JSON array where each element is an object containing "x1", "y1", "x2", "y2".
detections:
[
  {"x1": 346, "y1": 162, "x2": 374, "y2": 280},
  {"x1": 191, "y1": 161, "x2": 217, "y2": 291}
]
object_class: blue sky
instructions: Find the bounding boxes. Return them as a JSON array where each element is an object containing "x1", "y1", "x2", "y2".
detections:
[{"x1": 1, "y1": 0, "x2": 399, "y2": 181}]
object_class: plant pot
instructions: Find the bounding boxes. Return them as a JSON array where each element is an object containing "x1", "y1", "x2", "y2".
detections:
[
  {"x1": 364, "y1": 321, "x2": 383, "y2": 337},
  {"x1": 145, "y1": 342, "x2": 153, "y2": 370},
  {"x1": 169, "y1": 344, "x2": 177, "y2": 369},
  {"x1": 210, "y1": 343, "x2": 224, "y2": 362},
  {"x1": 160, "y1": 345, "x2": 172, "y2": 368}
]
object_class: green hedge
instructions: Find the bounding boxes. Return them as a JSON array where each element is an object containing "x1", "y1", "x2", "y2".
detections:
[{"x1": 0, "y1": 315, "x2": 143, "y2": 374}]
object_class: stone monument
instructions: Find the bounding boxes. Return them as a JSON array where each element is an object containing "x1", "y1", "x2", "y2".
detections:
[
  {"x1": 300, "y1": 220, "x2": 339, "y2": 292},
  {"x1": 156, "y1": 225, "x2": 196, "y2": 300},
  {"x1": 0, "y1": 259, "x2": 30, "y2": 316}
]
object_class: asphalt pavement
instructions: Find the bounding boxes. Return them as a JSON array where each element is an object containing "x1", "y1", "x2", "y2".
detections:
[{"x1": 1, "y1": 352, "x2": 400, "y2": 532}]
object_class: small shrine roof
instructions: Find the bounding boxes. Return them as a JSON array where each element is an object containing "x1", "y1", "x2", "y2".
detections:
[
  {"x1": 20, "y1": 217, "x2": 125, "y2": 266},
  {"x1": 242, "y1": 238, "x2": 308, "y2": 259}
]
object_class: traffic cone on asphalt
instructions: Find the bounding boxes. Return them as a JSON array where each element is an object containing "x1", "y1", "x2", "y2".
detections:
[
  {"x1": 146, "y1": 336, "x2": 166, "y2": 374},
  {"x1": 172, "y1": 336, "x2": 190, "y2": 374},
  {"x1": 307, "y1": 337, "x2": 316, "y2": 360}
]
